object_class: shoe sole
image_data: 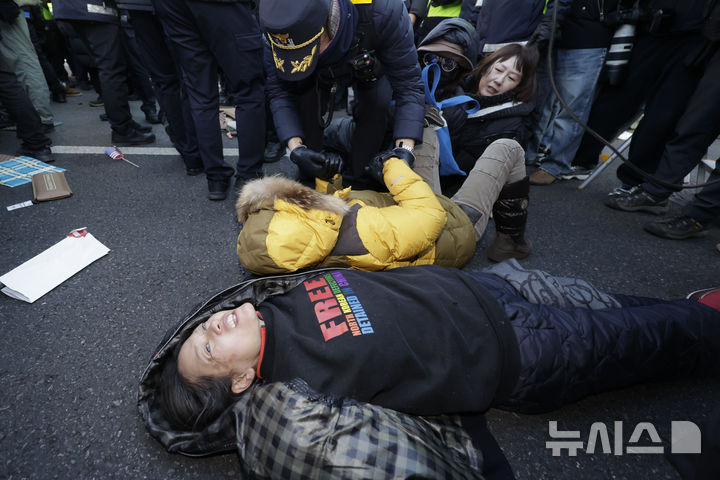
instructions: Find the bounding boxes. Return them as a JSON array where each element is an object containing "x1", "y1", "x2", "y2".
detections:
[
  {"x1": 561, "y1": 173, "x2": 590, "y2": 180},
  {"x1": 643, "y1": 224, "x2": 708, "y2": 240},
  {"x1": 529, "y1": 170, "x2": 558, "y2": 186},
  {"x1": 487, "y1": 240, "x2": 533, "y2": 263},
  {"x1": 112, "y1": 137, "x2": 156, "y2": 146},
  {"x1": 686, "y1": 287, "x2": 718, "y2": 300},
  {"x1": 487, "y1": 248, "x2": 532, "y2": 262},
  {"x1": 16, "y1": 154, "x2": 54, "y2": 163},
  {"x1": 604, "y1": 200, "x2": 669, "y2": 215},
  {"x1": 529, "y1": 176, "x2": 557, "y2": 186},
  {"x1": 208, "y1": 189, "x2": 228, "y2": 201}
]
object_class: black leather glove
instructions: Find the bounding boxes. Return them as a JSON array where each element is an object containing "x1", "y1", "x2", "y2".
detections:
[
  {"x1": 527, "y1": 18, "x2": 554, "y2": 51},
  {"x1": 363, "y1": 156, "x2": 385, "y2": 185},
  {"x1": 363, "y1": 147, "x2": 416, "y2": 184},
  {"x1": 0, "y1": 0, "x2": 20, "y2": 23},
  {"x1": 378, "y1": 146, "x2": 415, "y2": 168},
  {"x1": 290, "y1": 145, "x2": 343, "y2": 180},
  {"x1": 322, "y1": 151, "x2": 344, "y2": 179}
]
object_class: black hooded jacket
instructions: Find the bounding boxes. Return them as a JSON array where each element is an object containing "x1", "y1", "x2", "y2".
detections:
[{"x1": 443, "y1": 77, "x2": 535, "y2": 173}]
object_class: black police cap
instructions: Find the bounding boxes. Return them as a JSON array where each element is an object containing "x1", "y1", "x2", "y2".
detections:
[{"x1": 260, "y1": 0, "x2": 331, "y2": 81}]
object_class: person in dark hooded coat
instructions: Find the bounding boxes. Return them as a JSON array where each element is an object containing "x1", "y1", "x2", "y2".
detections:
[
  {"x1": 417, "y1": 32, "x2": 539, "y2": 261},
  {"x1": 417, "y1": 17, "x2": 479, "y2": 98}
]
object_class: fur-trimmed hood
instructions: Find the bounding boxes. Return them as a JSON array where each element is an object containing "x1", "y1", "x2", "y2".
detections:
[
  {"x1": 236, "y1": 176, "x2": 350, "y2": 223},
  {"x1": 235, "y1": 176, "x2": 351, "y2": 275}
]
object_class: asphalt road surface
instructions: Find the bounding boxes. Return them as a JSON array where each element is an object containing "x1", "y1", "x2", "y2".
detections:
[{"x1": 1, "y1": 97, "x2": 719, "y2": 479}]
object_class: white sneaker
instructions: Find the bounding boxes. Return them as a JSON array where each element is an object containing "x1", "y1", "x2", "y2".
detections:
[
  {"x1": 607, "y1": 184, "x2": 634, "y2": 197},
  {"x1": 561, "y1": 166, "x2": 592, "y2": 180}
]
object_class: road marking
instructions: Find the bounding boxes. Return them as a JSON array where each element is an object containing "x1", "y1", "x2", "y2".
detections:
[{"x1": 51, "y1": 146, "x2": 239, "y2": 156}]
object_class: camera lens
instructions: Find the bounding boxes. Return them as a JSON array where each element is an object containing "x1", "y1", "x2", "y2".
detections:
[{"x1": 604, "y1": 24, "x2": 636, "y2": 85}]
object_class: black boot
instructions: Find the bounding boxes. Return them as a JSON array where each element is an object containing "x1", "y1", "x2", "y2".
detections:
[
  {"x1": 111, "y1": 128, "x2": 156, "y2": 146},
  {"x1": 487, "y1": 176, "x2": 533, "y2": 262}
]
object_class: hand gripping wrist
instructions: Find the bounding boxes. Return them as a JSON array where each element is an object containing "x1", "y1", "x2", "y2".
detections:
[
  {"x1": 289, "y1": 144, "x2": 308, "y2": 165},
  {"x1": 391, "y1": 146, "x2": 415, "y2": 168}
]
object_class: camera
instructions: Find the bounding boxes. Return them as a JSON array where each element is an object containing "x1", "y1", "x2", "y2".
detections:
[{"x1": 350, "y1": 51, "x2": 380, "y2": 84}]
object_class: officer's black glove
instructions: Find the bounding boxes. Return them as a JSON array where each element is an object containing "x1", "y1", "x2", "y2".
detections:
[
  {"x1": 363, "y1": 147, "x2": 416, "y2": 184},
  {"x1": 0, "y1": 0, "x2": 20, "y2": 23},
  {"x1": 395, "y1": 147, "x2": 416, "y2": 168},
  {"x1": 527, "y1": 18, "x2": 554, "y2": 51},
  {"x1": 290, "y1": 145, "x2": 343, "y2": 180},
  {"x1": 375, "y1": 146, "x2": 415, "y2": 168},
  {"x1": 322, "y1": 151, "x2": 344, "y2": 179},
  {"x1": 363, "y1": 156, "x2": 385, "y2": 185}
]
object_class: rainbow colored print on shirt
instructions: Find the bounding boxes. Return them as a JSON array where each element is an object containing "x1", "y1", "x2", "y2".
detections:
[{"x1": 302, "y1": 272, "x2": 374, "y2": 341}]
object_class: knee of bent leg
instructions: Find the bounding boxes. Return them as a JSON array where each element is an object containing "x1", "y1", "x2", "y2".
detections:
[
  {"x1": 479, "y1": 138, "x2": 525, "y2": 170},
  {"x1": 487, "y1": 138, "x2": 524, "y2": 156},
  {"x1": 487, "y1": 139, "x2": 526, "y2": 179}
]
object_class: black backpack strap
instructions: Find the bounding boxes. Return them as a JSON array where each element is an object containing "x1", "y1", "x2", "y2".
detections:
[
  {"x1": 351, "y1": 0, "x2": 376, "y2": 53},
  {"x1": 315, "y1": 0, "x2": 380, "y2": 128}
]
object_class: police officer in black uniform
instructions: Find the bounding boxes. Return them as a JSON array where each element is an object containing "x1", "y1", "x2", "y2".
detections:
[
  {"x1": 259, "y1": 0, "x2": 425, "y2": 188},
  {"x1": 152, "y1": 0, "x2": 265, "y2": 201},
  {"x1": 114, "y1": 0, "x2": 204, "y2": 177},
  {"x1": 51, "y1": 0, "x2": 156, "y2": 146}
]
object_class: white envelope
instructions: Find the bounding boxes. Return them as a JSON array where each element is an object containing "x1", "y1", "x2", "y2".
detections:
[{"x1": 0, "y1": 228, "x2": 110, "y2": 303}]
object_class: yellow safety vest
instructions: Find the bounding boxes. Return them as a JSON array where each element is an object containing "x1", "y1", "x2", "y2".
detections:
[{"x1": 426, "y1": 0, "x2": 462, "y2": 19}]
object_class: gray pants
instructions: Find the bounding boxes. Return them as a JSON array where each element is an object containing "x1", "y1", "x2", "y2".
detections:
[
  {"x1": 410, "y1": 125, "x2": 442, "y2": 194},
  {"x1": 0, "y1": 13, "x2": 53, "y2": 125},
  {"x1": 451, "y1": 139, "x2": 526, "y2": 239}
]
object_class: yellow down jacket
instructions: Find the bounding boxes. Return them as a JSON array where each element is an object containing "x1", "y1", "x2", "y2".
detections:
[{"x1": 235, "y1": 158, "x2": 476, "y2": 274}]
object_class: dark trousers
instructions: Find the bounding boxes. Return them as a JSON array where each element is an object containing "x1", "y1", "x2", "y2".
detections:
[
  {"x1": 42, "y1": 19, "x2": 70, "y2": 83},
  {"x1": 65, "y1": 20, "x2": 134, "y2": 134},
  {"x1": 120, "y1": 25, "x2": 157, "y2": 115},
  {"x1": 573, "y1": 32, "x2": 706, "y2": 186},
  {"x1": 25, "y1": 17, "x2": 65, "y2": 96},
  {"x1": 297, "y1": 76, "x2": 393, "y2": 187},
  {"x1": 684, "y1": 168, "x2": 720, "y2": 224},
  {"x1": 55, "y1": 20, "x2": 101, "y2": 91},
  {"x1": 128, "y1": 10, "x2": 201, "y2": 170},
  {"x1": 641, "y1": 48, "x2": 720, "y2": 224},
  {"x1": 470, "y1": 272, "x2": 720, "y2": 414},
  {"x1": 0, "y1": 52, "x2": 50, "y2": 151},
  {"x1": 152, "y1": 0, "x2": 265, "y2": 181}
]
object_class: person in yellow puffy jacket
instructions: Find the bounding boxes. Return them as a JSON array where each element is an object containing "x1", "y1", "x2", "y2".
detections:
[{"x1": 235, "y1": 149, "x2": 477, "y2": 274}]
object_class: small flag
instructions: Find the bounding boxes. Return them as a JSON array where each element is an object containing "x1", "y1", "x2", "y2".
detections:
[
  {"x1": 105, "y1": 146, "x2": 139, "y2": 168},
  {"x1": 105, "y1": 146, "x2": 124, "y2": 160}
]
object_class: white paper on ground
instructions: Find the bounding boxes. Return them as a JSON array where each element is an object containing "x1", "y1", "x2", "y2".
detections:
[{"x1": 0, "y1": 229, "x2": 110, "y2": 303}]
